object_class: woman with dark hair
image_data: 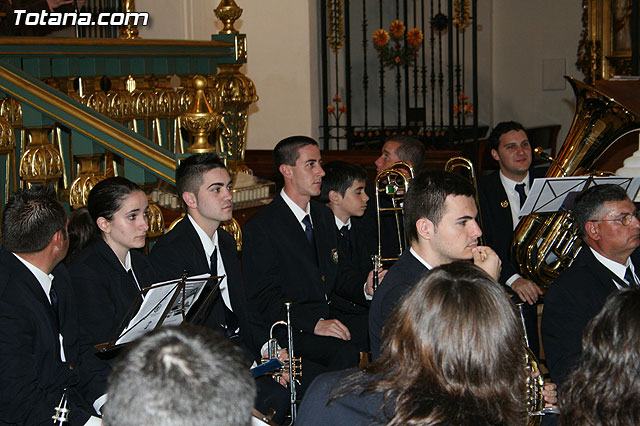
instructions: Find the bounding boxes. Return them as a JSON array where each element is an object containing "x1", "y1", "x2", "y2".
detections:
[
  {"x1": 64, "y1": 206, "x2": 99, "y2": 263},
  {"x1": 68, "y1": 176, "x2": 156, "y2": 350},
  {"x1": 560, "y1": 288, "x2": 640, "y2": 426},
  {"x1": 296, "y1": 261, "x2": 556, "y2": 425}
]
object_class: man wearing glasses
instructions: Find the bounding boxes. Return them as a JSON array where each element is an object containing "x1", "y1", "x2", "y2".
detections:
[{"x1": 542, "y1": 184, "x2": 640, "y2": 386}]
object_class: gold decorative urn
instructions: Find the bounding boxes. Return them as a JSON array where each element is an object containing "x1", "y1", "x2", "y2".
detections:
[
  {"x1": 19, "y1": 128, "x2": 63, "y2": 188},
  {"x1": 69, "y1": 154, "x2": 106, "y2": 209}
]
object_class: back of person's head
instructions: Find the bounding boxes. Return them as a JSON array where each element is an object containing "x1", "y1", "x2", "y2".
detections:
[
  {"x1": 87, "y1": 176, "x2": 143, "y2": 225},
  {"x1": 65, "y1": 206, "x2": 99, "y2": 262},
  {"x1": 175, "y1": 153, "x2": 226, "y2": 199},
  {"x1": 103, "y1": 325, "x2": 256, "y2": 426},
  {"x1": 573, "y1": 184, "x2": 629, "y2": 237},
  {"x1": 2, "y1": 186, "x2": 67, "y2": 253},
  {"x1": 403, "y1": 169, "x2": 476, "y2": 243},
  {"x1": 386, "y1": 135, "x2": 425, "y2": 174},
  {"x1": 348, "y1": 261, "x2": 526, "y2": 425},
  {"x1": 488, "y1": 121, "x2": 526, "y2": 151},
  {"x1": 272, "y1": 135, "x2": 318, "y2": 175},
  {"x1": 560, "y1": 288, "x2": 640, "y2": 426},
  {"x1": 319, "y1": 160, "x2": 367, "y2": 204}
]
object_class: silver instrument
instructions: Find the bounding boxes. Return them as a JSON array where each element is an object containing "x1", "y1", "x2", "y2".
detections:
[
  {"x1": 371, "y1": 254, "x2": 381, "y2": 291},
  {"x1": 52, "y1": 389, "x2": 69, "y2": 424}
]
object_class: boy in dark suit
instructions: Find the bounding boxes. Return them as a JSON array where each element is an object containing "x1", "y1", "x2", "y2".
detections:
[
  {"x1": 319, "y1": 160, "x2": 387, "y2": 352},
  {"x1": 0, "y1": 186, "x2": 109, "y2": 425}
]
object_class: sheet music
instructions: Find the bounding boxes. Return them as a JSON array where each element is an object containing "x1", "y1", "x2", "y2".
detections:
[{"x1": 115, "y1": 273, "x2": 211, "y2": 345}]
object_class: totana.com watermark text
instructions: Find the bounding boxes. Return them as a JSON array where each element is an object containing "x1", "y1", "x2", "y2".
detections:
[{"x1": 13, "y1": 10, "x2": 149, "y2": 27}]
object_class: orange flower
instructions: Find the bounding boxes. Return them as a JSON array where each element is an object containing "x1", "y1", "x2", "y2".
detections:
[
  {"x1": 338, "y1": 104, "x2": 347, "y2": 114},
  {"x1": 458, "y1": 92, "x2": 468, "y2": 102},
  {"x1": 373, "y1": 29, "x2": 390, "y2": 48},
  {"x1": 332, "y1": 93, "x2": 342, "y2": 103},
  {"x1": 390, "y1": 20, "x2": 405, "y2": 39},
  {"x1": 453, "y1": 104, "x2": 462, "y2": 115},
  {"x1": 327, "y1": 105, "x2": 336, "y2": 114},
  {"x1": 406, "y1": 28, "x2": 423, "y2": 47},
  {"x1": 395, "y1": 56, "x2": 401, "y2": 64}
]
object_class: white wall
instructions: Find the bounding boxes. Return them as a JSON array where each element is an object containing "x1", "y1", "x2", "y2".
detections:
[
  {"x1": 490, "y1": 1, "x2": 583, "y2": 148},
  {"x1": 133, "y1": 1, "x2": 585, "y2": 150}
]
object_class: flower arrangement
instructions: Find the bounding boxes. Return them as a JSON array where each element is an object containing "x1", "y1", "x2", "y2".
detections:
[
  {"x1": 373, "y1": 20, "x2": 423, "y2": 68},
  {"x1": 327, "y1": 93, "x2": 347, "y2": 120},
  {"x1": 453, "y1": 92, "x2": 474, "y2": 118}
]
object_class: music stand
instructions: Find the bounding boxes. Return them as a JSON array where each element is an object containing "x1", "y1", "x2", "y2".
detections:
[
  {"x1": 519, "y1": 175, "x2": 640, "y2": 218},
  {"x1": 96, "y1": 272, "x2": 222, "y2": 352}
]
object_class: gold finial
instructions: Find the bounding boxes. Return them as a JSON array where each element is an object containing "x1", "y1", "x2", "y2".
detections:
[
  {"x1": 119, "y1": 0, "x2": 141, "y2": 39},
  {"x1": 19, "y1": 128, "x2": 64, "y2": 188},
  {"x1": 180, "y1": 75, "x2": 223, "y2": 153},
  {"x1": 69, "y1": 155, "x2": 105, "y2": 209},
  {"x1": 215, "y1": 0, "x2": 243, "y2": 34}
]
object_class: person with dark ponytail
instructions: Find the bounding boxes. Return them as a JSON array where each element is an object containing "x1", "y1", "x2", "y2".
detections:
[
  {"x1": 560, "y1": 288, "x2": 640, "y2": 426},
  {"x1": 68, "y1": 176, "x2": 157, "y2": 352}
]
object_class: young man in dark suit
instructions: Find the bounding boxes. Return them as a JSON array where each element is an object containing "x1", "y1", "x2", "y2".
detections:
[
  {"x1": 478, "y1": 121, "x2": 544, "y2": 357},
  {"x1": 242, "y1": 136, "x2": 363, "y2": 388},
  {"x1": 542, "y1": 184, "x2": 640, "y2": 386},
  {"x1": 319, "y1": 161, "x2": 388, "y2": 352},
  {"x1": 149, "y1": 154, "x2": 288, "y2": 423},
  {"x1": 0, "y1": 186, "x2": 109, "y2": 425},
  {"x1": 369, "y1": 170, "x2": 502, "y2": 359}
]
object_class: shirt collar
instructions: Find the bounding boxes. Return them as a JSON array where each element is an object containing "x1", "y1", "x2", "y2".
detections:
[
  {"x1": 13, "y1": 253, "x2": 55, "y2": 303},
  {"x1": 187, "y1": 214, "x2": 218, "y2": 260},
  {"x1": 334, "y1": 216, "x2": 351, "y2": 230},
  {"x1": 589, "y1": 246, "x2": 634, "y2": 282},
  {"x1": 409, "y1": 247, "x2": 435, "y2": 270},
  {"x1": 499, "y1": 170, "x2": 529, "y2": 194},
  {"x1": 118, "y1": 251, "x2": 132, "y2": 272},
  {"x1": 280, "y1": 188, "x2": 311, "y2": 225}
]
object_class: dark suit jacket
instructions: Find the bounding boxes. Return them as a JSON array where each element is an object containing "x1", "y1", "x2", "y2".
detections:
[
  {"x1": 149, "y1": 217, "x2": 264, "y2": 358},
  {"x1": 478, "y1": 168, "x2": 543, "y2": 284},
  {"x1": 330, "y1": 219, "x2": 371, "y2": 315},
  {"x1": 296, "y1": 369, "x2": 392, "y2": 426},
  {"x1": 542, "y1": 246, "x2": 640, "y2": 386},
  {"x1": 0, "y1": 248, "x2": 109, "y2": 425},
  {"x1": 242, "y1": 195, "x2": 342, "y2": 334},
  {"x1": 68, "y1": 238, "x2": 156, "y2": 348},
  {"x1": 368, "y1": 250, "x2": 429, "y2": 359}
]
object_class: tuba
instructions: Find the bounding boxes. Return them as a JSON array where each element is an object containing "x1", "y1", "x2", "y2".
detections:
[
  {"x1": 374, "y1": 161, "x2": 415, "y2": 264},
  {"x1": 512, "y1": 76, "x2": 640, "y2": 288}
]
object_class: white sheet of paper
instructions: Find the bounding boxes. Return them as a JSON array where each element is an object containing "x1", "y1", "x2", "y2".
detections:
[{"x1": 115, "y1": 273, "x2": 211, "y2": 345}]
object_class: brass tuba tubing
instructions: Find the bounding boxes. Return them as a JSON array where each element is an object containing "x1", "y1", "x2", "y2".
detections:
[
  {"x1": 512, "y1": 76, "x2": 640, "y2": 288},
  {"x1": 444, "y1": 156, "x2": 485, "y2": 246}
]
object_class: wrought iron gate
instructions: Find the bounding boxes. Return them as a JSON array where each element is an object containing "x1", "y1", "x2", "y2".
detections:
[{"x1": 320, "y1": 0, "x2": 479, "y2": 154}]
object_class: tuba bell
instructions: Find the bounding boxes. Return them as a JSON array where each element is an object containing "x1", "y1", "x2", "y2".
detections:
[
  {"x1": 512, "y1": 76, "x2": 640, "y2": 288},
  {"x1": 444, "y1": 156, "x2": 485, "y2": 245}
]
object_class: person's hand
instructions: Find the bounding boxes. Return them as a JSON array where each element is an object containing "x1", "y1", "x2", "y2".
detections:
[
  {"x1": 365, "y1": 268, "x2": 388, "y2": 296},
  {"x1": 542, "y1": 381, "x2": 557, "y2": 407},
  {"x1": 314, "y1": 319, "x2": 351, "y2": 340},
  {"x1": 512, "y1": 277, "x2": 543, "y2": 304},
  {"x1": 471, "y1": 246, "x2": 501, "y2": 281}
]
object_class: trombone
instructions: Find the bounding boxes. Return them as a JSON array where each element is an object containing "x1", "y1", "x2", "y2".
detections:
[{"x1": 374, "y1": 161, "x2": 415, "y2": 264}]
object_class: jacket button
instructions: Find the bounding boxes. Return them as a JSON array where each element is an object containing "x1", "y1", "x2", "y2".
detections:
[{"x1": 321, "y1": 275, "x2": 326, "y2": 281}]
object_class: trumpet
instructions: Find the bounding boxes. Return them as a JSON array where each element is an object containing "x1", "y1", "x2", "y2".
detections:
[
  {"x1": 52, "y1": 389, "x2": 69, "y2": 425},
  {"x1": 261, "y1": 302, "x2": 302, "y2": 425}
]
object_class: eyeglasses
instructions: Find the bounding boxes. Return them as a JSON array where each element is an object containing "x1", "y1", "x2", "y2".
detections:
[{"x1": 588, "y1": 211, "x2": 640, "y2": 227}]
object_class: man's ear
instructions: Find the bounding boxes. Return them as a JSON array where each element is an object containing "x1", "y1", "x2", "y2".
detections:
[
  {"x1": 279, "y1": 164, "x2": 293, "y2": 180},
  {"x1": 584, "y1": 222, "x2": 599, "y2": 240},
  {"x1": 51, "y1": 229, "x2": 66, "y2": 250},
  {"x1": 96, "y1": 216, "x2": 110, "y2": 234},
  {"x1": 490, "y1": 148, "x2": 500, "y2": 162},
  {"x1": 182, "y1": 191, "x2": 197, "y2": 210},
  {"x1": 416, "y1": 217, "x2": 435, "y2": 240}
]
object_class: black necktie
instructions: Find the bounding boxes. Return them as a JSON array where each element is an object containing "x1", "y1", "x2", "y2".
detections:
[
  {"x1": 49, "y1": 286, "x2": 59, "y2": 327},
  {"x1": 515, "y1": 183, "x2": 527, "y2": 208},
  {"x1": 302, "y1": 215, "x2": 315, "y2": 247},
  {"x1": 625, "y1": 267, "x2": 637, "y2": 288},
  {"x1": 211, "y1": 247, "x2": 239, "y2": 337},
  {"x1": 340, "y1": 225, "x2": 350, "y2": 249}
]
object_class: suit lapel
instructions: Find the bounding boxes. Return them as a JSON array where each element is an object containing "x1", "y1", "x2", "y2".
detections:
[
  {"x1": 274, "y1": 195, "x2": 320, "y2": 266},
  {"x1": 489, "y1": 172, "x2": 513, "y2": 230},
  {"x1": 181, "y1": 217, "x2": 213, "y2": 275}
]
